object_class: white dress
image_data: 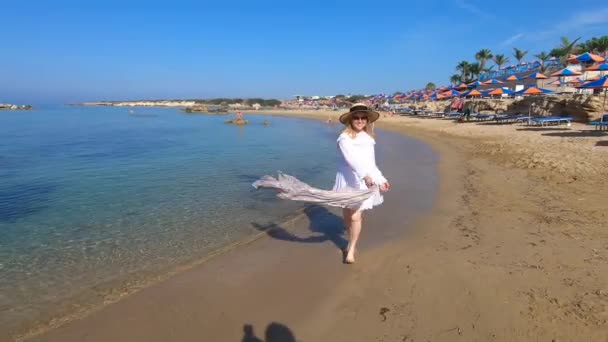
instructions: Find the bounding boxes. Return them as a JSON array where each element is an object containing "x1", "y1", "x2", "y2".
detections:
[{"x1": 333, "y1": 131, "x2": 387, "y2": 210}]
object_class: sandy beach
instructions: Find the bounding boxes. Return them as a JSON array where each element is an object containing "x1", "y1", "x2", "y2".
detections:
[{"x1": 26, "y1": 110, "x2": 608, "y2": 342}]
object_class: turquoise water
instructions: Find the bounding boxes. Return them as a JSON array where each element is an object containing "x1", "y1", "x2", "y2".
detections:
[{"x1": 0, "y1": 106, "x2": 342, "y2": 336}]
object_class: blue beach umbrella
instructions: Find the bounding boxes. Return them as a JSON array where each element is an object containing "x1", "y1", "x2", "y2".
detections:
[
  {"x1": 550, "y1": 68, "x2": 582, "y2": 77},
  {"x1": 442, "y1": 89, "x2": 461, "y2": 97},
  {"x1": 526, "y1": 72, "x2": 548, "y2": 80},
  {"x1": 577, "y1": 76, "x2": 608, "y2": 114},
  {"x1": 483, "y1": 79, "x2": 504, "y2": 85},
  {"x1": 488, "y1": 88, "x2": 514, "y2": 96},
  {"x1": 588, "y1": 63, "x2": 608, "y2": 71},
  {"x1": 514, "y1": 86, "x2": 554, "y2": 95},
  {"x1": 575, "y1": 52, "x2": 605, "y2": 64},
  {"x1": 505, "y1": 75, "x2": 521, "y2": 82}
]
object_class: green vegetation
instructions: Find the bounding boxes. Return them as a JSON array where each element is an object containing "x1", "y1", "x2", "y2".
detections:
[{"x1": 513, "y1": 48, "x2": 528, "y2": 65}]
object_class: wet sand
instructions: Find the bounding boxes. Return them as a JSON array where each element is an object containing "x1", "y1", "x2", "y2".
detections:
[{"x1": 26, "y1": 110, "x2": 608, "y2": 341}]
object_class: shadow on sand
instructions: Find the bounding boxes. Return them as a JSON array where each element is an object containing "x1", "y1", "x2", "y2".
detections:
[
  {"x1": 541, "y1": 130, "x2": 608, "y2": 138},
  {"x1": 515, "y1": 127, "x2": 572, "y2": 132},
  {"x1": 251, "y1": 205, "x2": 347, "y2": 251},
  {"x1": 596, "y1": 140, "x2": 608, "y2": 147},
  {"x1": 242, "y1": 322, "x2": 296, "y2": 342}
]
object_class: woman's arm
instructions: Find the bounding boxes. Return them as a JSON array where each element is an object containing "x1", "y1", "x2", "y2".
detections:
[{"x1": 371, "y1": 149, "x2": 390, "y2": 191}]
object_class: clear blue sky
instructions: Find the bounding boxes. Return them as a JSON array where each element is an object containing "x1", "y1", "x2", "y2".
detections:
[{"x1": 2, "y1": 0, "x2": 607, "y2": 104}]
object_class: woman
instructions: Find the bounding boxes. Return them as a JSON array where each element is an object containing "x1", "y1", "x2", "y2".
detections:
[{"x1": 334, "y1": 103, "x2": 390, "y2": 264}]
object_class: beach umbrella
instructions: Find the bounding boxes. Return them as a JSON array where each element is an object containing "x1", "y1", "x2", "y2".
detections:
[
  {"x1": 514, "y1": 86, "x2": 553, "y2": 96},
  {"x1": 526, "y1": 72, "x2": 549, "y2": 87},
  {"x1": 586, "y1": 63, "x2": 608, "y2": 71},
  {"x1": 483, "y1": 79, "x2": 504, "y2": 85},
  {"x1": 550, "y1": 68, "x2": 582, "y2": 77},
  {"x1": 505, "y1": 75, "x2": 521, "y2": 81},
  {"x1": 467, "y1": 81, "x2": 483, "y2": 88},
  {"x1": 575, "y1": 52, "x2": 605, "y2": 64},
  {"x1": 441, "y1": 89, "x2": 461, "y2": 97},
  {"x1": 567, "y1": 54, "x2": 580, "y2": 64},
  {"x1": 548, "y1": 79, "x2": 566, "y2": 86},
  {"x1": 586, "y1": 63, "x2": 608, "y2": 79},
  {"x1": 461, "y1": 89, "x2": 482, "y2": 97},
  {"x1": 577, "y1": 76, "x2": 608, "y2": 116},
  {"x1": 429, "y1": 92, "x2": 445, "y2": 100},
  {"x1": 456, "y1": 83, "x2": 468, "y2": 90},
  {"x1": 567, "y1": 78, "x2": 585, "y2": 84},
  {"x1": 488, "y1": 88, "x2": 514, "y2": 96},
  {"x1": 526, "y1": 72, "x2": 548, "y2": 80}
]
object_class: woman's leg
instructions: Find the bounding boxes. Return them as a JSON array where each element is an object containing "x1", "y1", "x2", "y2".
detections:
[
  {"x1": 342, "y1": 208, "x2": 352, "y2": 254},
  {"x1": 342, "y1": 208, "x2": 352, "y2": 233},
  {"x1": 345, "y1": 209, "x2": 363, "y2": 263}
]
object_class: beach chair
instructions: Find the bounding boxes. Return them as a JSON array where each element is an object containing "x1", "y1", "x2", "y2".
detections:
[
  {"x1": 528, "y1": 116, "x2": 573, "y2": 127},
  {"x1": 588, "y1": 114, "x2": 608, "y2": 131},
  {"x1": 494, "y1": 114, "x2": 529, "y2": 124},
  {"x1": 471, "y1": 114, "x2": 496, "y2": 121}
]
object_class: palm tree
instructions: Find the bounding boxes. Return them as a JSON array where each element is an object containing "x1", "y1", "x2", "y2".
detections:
[
  {"x1": 456, "y1": 61, "x2": 470, "y2": 82},
  {"x1": 456, "y1": 61, "x2": 471, "y2": 82},
  {"x1": 559, "y1": 36, "x2": 581, "y2": 55},
  {"x1": 513, "y1": 48, "x2": 528, "y2": 64},
  {"x1": 587, "y1": 36, "x2": 608, "y2": 56},
  {"x1": 493, "y1": 54, "x2": 509, "y2": 70},
  {"x1": 469, "y1": 62, "x2": 482, "y2": 81},
  {"x1": 534, "y1": 51, "x2": 550, "y2": 64},
  {"x1": 426, "y1": 82, "x2": 436, "y2": 91},
  {"x1": 450, "y1": 74, "x2": 461, "y2": 85},
  {"x1": 475, "y1": 49, "x2": 493, "y2": 72},
  {"x1": 549, "y1": 36, "x2": 581, "y2": 66}
]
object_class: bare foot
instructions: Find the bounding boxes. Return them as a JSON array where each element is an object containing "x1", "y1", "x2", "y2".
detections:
[{"x1": 344, "y1": 249, "x2": 355, "y2": 264}]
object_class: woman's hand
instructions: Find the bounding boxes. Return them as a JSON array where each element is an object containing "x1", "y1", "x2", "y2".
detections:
[
  {"x1": 363, "y1": 176, "x2": 374, "y2": 188},
  {"x1": 380, "y1": 181, "x2": 390, "y2": 192}
]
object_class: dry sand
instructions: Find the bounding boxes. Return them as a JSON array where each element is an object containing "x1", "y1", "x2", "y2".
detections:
[{"x1": 26, "y1": 109, "x2": 608, "y2": 342}]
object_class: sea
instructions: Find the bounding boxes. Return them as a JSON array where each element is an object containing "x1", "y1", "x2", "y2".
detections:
[{"x1": 0, "y1": 106, "x2": 438, "y2": 339}]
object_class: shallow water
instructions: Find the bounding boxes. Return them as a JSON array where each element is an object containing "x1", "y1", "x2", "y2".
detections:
[{"x1": 0, "y1": 106, "x2": 344, "y2": 336}]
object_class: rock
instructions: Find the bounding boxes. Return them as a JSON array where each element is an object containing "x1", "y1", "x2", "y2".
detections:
[{"x1": 225, "y1": 119, "x2": 249, "y2": 125}]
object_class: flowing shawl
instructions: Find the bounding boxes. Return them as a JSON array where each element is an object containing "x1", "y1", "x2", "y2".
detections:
[{"x1": 252, "y1": 173, "x2": 377, "y2": 209}]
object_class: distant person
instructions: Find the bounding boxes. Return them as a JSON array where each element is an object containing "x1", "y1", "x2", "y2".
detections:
[{"x1": 334, "y1": 103, "x2": 390, "y2": 264}]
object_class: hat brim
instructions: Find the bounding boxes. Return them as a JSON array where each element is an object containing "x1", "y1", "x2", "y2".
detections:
[{"x1": 339, "y1": 110, "x2": 380, "y2": 124}]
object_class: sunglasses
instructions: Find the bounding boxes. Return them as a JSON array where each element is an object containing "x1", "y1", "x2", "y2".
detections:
[{"x1": 352, "y1": 115, "x2": 368, "y2": 121}]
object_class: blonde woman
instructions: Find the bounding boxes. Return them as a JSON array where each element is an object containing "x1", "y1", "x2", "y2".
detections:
[{"x1": 334, "y1": 103, "x2": 390, "y2": 264}]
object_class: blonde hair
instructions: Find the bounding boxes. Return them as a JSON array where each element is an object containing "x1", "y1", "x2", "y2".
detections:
[{"x1": 342, "y1": 118, "x2": 375, "y2": 139}]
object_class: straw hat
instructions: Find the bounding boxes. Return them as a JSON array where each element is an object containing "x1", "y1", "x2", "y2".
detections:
[{"x1": 339, "y1": 103, "x2": 380, "y2": 124}]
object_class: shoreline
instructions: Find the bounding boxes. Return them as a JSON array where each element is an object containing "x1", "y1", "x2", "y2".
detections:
[
  {"x1": 14, "y1": 118, "x2": 438, "y2": 342},
  {"x1": 25, "y1": 110, "x2": 608, "y2": 341}
]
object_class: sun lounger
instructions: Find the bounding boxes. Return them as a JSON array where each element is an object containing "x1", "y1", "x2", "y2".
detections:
[
  {"x1": 494, "y1": 114, "x2": 529, "y2": 124},
  {"x1": 444, "y1": 112, "x2": 463, "y2": 119},
  {"x1": 528, "y1": 116, "x2": 573, "y2": 126},
  {"x1": 470, "y1": 114, "x2": 496, "y2": 121},
  {"x1": 588, "y1": 114, "x2": 608, "y2": 131}
]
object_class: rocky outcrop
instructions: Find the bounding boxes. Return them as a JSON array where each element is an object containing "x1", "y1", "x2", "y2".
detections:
[
  {"x1": 0, "y1": 103, "x2": 33, "y2": 110},
  {"x1": 411, "y1": 93, "x2": 606, "y2": 122}
]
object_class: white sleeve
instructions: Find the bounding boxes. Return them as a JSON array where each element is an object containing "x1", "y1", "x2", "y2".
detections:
[
  {"x1": 370, "y1": 149, "x2": 387, "y2": 184},
  {"x1": 338, "y1": 137, "x2": 369, "y2": 180}
]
